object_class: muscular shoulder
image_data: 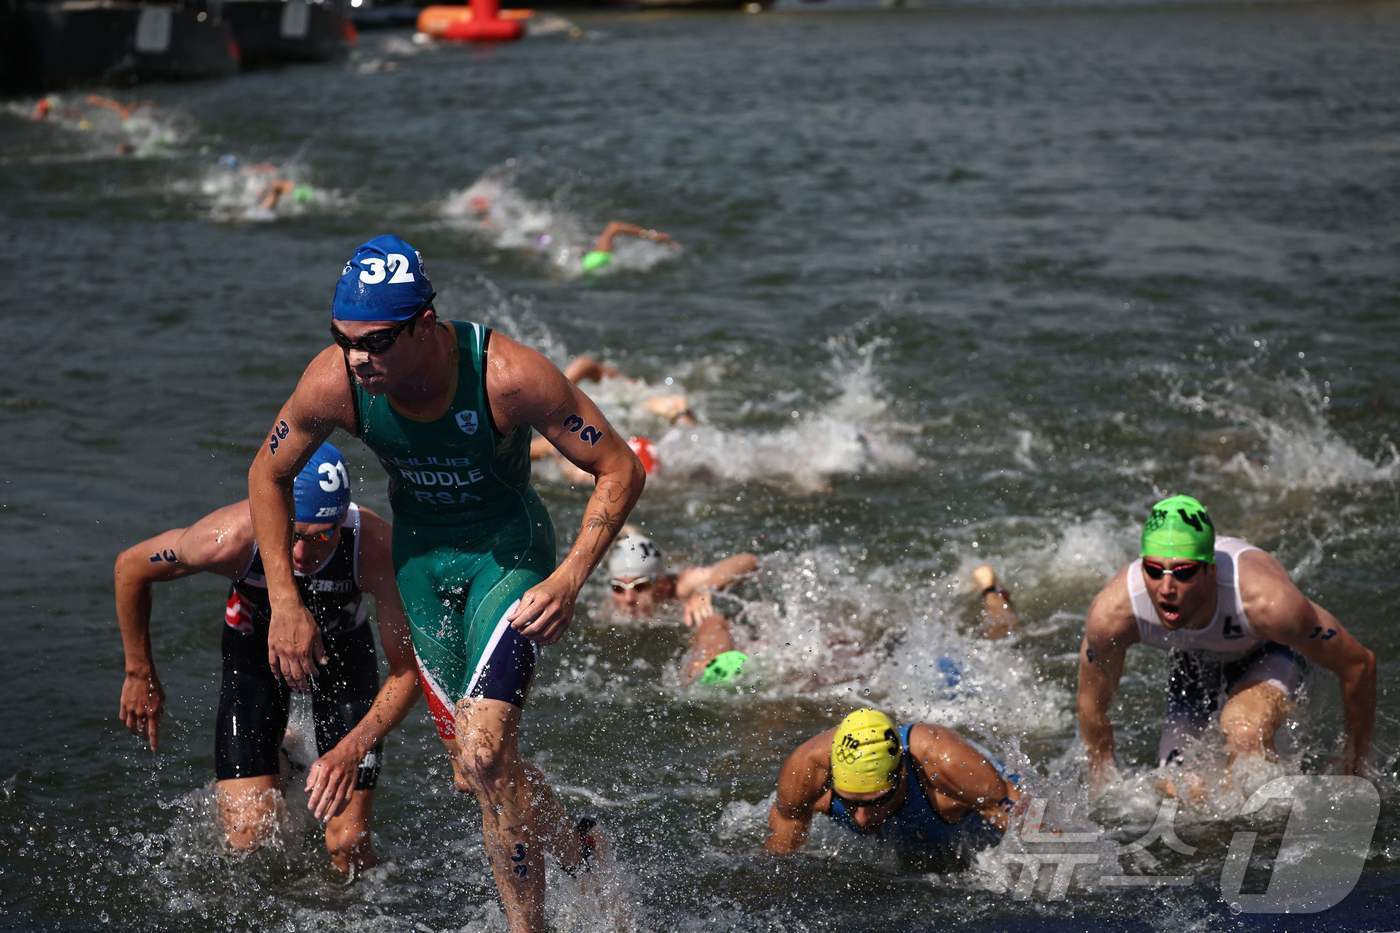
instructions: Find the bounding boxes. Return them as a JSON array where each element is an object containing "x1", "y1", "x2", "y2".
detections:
[
  {"x1": 1084, "y1": 564, "x2": 1138, "y2": 642},
  {"x1": 483, "y1": 331, "x2": 570, "y2": 429},
  {"x1": 294, "y1": 345, "x2": 357, "y2": 430},
  {"x1": 777, "y1": 731, "x2": 834, "y2": 808},
  {"x1": 1237, "y1": 549, "x2": 1311, "y2": 634},
  {"x1": 483, "y1": 331, "x2": 555, "y2": 402}
]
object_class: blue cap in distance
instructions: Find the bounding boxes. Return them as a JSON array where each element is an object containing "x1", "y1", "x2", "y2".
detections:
[{"x1": 331, "y1": 234, "x2": 435, "y2": 322}]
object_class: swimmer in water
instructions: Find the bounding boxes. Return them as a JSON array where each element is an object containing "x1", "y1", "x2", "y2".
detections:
[
  {"x1": 581, "y1": 221, "x2": 677, "y2": 273},
  {"x1": 214, "y1": 155, "x2": 313, "y2": 215},
  {"x1": 765, "y1": 708, "x2": 1022, "y2": 866},
  {"x1": 1077, "y1": 494, "x2": 1377, "y2": 798},
  {"x1": 112, "y1": 443, "x2": 419, "y2": 873},
  {"x1": 971, "y1": 564, "x2": 1021, "y2": 640},
  {"x1": 605, "y1": 530, "x2": 758, "y2": 686}
]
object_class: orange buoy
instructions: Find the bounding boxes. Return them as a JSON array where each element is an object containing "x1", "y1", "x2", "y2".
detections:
[
  {"x1": 627, "y1": 436, "x2": 660, "y2": 475},
  {"x1": 418, "y1": 2, "x2": 531, "y2": 41}
]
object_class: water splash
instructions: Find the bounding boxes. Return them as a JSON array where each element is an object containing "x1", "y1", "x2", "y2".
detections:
[{"x1": 1171, "y1": 367, "x2": 1399, "y2": 492}]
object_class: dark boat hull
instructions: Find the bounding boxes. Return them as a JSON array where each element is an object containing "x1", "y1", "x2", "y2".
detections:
[
  {"x1": 4, "y1": 2, "x2": 239, "y2": 94},
  {"x1": 222, "y1": 0, "x2": 353, "y2": 67}
]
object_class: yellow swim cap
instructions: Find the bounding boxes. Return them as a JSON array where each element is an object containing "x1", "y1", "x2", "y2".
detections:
[{"x1": 830, "y1": 709, "x2": 901, "y2": 795}]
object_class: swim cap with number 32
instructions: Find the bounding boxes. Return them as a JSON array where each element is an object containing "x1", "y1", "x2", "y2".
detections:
[{"x1": 332, "y1": 234, "x2": 435, "y2": 322}]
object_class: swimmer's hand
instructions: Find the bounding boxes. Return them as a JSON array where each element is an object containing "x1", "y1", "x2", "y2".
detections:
[
  {"x1": 682, "y1": 589, "x2": 715, "y2": 629},
  {"x1": 506, "y1": 574, "x2": 578, "y2": 645},
  {"x1": 119, "y1": 669, "x2": 165, "y2": 751},
  {"x1": 306, "y1": 743, "x2": 360, "y2": 822},
  {"x1": 267, "y1": 602, "x2": 327, "y2": 692}
]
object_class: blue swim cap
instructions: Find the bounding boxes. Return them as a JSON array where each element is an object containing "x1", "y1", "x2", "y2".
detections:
[
  {"x1": 217, "y1": 153, "x2": 239, "y2": 170},
  {"x1": 293, "y1": 442, "x2": 351, "y2": 524},
  {"x1": 331, "y1": 234, "x2": 435, "y2": 322}
]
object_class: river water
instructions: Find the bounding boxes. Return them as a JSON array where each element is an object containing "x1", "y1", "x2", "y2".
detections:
[{"x1": 3, "y1": 1, "x2": 1399, "y2": 929}]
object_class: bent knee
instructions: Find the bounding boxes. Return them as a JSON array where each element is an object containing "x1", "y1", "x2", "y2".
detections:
[
  {"x1": 453, "y1": 742, "x2": 521, "y2": 794},
  {"x1": 325, "y1": 821, "x2": 370, "y2": 858},
  {"x1": 1219, "y1": 709, "x2": 1272, "y2": 753},
  {"x1": 224, "y1": 822, "x2": 270, "y2": 853}
]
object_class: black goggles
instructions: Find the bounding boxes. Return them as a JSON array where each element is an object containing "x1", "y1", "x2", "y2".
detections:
[
  {"x1": 330, "y1": 296, "x2": 434, "y2": 354},
  {"x1": 1142, "y1": 560, "x2": 1203, "y2": 582}
]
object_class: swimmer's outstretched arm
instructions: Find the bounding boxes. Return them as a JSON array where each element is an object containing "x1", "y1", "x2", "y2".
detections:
[
  {"x1": 677, "y1": 552, "x2": 759, "y2": 599},
  {"x1": 764, "y1": 734, "x2": 829, "y2": 855},
  {"x1": 112, "y1": 502, "x2": 257, "y2": 751},
  {"x1": 488, "y1": 333, "x2": 645, "y2": 644},
  {"x1": 305, "y1": 506, "x2": 422, "y2": 822},
  {"x1": 1075, "y1": 566, "x2": 1139, "y2": 793},
  {"x1": 594, "y1": 221, "x2": 673, "y2": 253},
  {"x1": 248, "y1": 345, "x2": 357, "y2": 690}
]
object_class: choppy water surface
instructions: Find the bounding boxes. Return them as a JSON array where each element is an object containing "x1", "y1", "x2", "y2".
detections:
[{"x1": 3, "y1": 1, "x2": 1400, "y2": 929}]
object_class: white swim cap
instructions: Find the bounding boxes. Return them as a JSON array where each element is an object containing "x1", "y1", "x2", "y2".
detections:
[{"x1": 608, "y1": 533, "x2": 665, "y2": 581}]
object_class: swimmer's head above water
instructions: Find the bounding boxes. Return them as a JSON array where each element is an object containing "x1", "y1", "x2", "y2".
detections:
[
  {"x1": 330, "y1": 234, "x2": 438, "y2": 396},
  {"x1": 831, "y1": 708, "x2": 901, "y2": 796},
  {"x1": 1140, "y1": 494, "x2": 1217, "y2": 630},
  {"x1": 607, "y1": 532, "x2": 668, "y2": 615},
  {"x1": 289, "y1": 441, "x2": 351, "y2": 572}
]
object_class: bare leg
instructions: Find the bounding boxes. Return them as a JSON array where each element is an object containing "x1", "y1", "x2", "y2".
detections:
[
  {"x1": 1220, "y1": 680, "x2": 1290, "y2": 772},
  {"x1": 216, "y1": 776, "x2": 283, "y2": 853},
  {"x1": 324, "y1": 789, "x2": 377, "y2": 874},
  {"x1": 971, "y1": 565, "x2": 1020, "y2": 639},
  {"x1": 452, "y1": 698, "x2": 561, "y2": 933},
  {"x1": 442, "y1": 736, "x2": 591, "y2": 870}
]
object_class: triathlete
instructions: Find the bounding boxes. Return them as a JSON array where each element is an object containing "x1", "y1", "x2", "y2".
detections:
[
  {"x1": 1077, "y1": 494, "x2": 1376, "y2": 795},
  {"x1": 113, "y1": 443, "x2": 418, "y2": 873},
  {"x1": 765, "y1": 709, "x2": 1022, "y2": 867},
  {"x1": 247, "y1": 235, "x2": 644, "y2": 933}
]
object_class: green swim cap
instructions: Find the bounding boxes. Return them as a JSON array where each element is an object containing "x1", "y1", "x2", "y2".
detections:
[
  {"x1": 292, "y1": 185, "x2": 314, "y2": 205},
  {"x1": 1141, "y1": 494, "x2": 1215, "y2": 563},
  {"x1": 700, "y1": 650, "x2": 748, "y2": 686},
  {"x1": 581, "y1": 250, "x2": 612, "y2": 273}
]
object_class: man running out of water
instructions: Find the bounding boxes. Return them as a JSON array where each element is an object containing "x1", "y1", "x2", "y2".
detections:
[
  {"x1": 1077, "y1": 494, "x2": 1376, "y2": 795},
  {"x1": 765, "y1": 709, "x2": 1021, "y2": 867},
  {"x1": 247, "y1": 235, "x2": 644, "y2": 933},
  {"x1": 114, "y1": 443, "x2": 418, "y2": 873}
]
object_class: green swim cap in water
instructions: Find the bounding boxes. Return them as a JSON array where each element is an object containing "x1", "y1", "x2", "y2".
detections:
[
  {"x1": 1141, "y1": 494, "x2": 1215, "y2": 563},
  {"x1": 292, "y1": 185, "x2": 314, "y2": 205},
  {"x1": 581, "y1": 250, "x2": 612, "y2": 273},
  {"x1": 700, "y1": 650, "x2": 748, "y2": 686}
]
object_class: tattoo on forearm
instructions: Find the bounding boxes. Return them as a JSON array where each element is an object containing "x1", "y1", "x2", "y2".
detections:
[
  {"x1": 149, "y1": 549, "x2": 178, "y2": 564},
  {"x1": 267, "y1": 419, "x2": 290, "y2": 455},
  {"x1": 584, "y1": 507, "x2": 623, "y2": 536},
  {"x1": 561, "y1": 413, "x2": 603, "y2": 446}
]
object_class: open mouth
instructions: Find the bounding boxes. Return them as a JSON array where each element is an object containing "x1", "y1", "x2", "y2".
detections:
[{"x1": 1159, "y1": 603, "x2": 1183, "y2": 627}]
